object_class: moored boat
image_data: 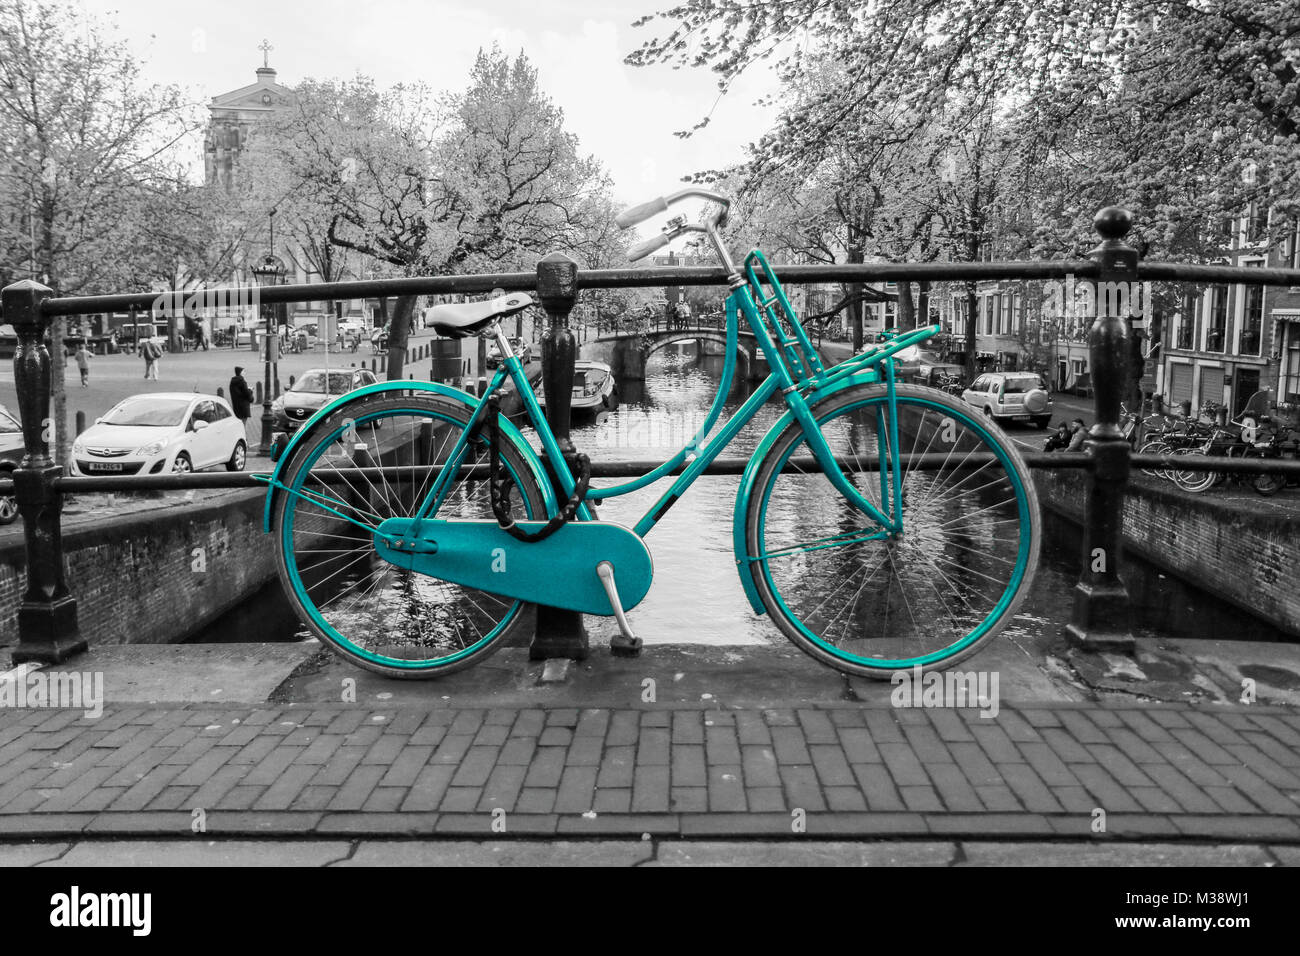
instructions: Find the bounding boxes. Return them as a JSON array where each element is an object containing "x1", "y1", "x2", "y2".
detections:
[{"x1": 536, "y1": 360, "x2": 618, "y2": 416}]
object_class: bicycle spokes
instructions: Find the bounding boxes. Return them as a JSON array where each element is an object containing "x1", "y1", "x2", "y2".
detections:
[{"x1": 748, "y1": 387, "x2": 1037, "y2": 672}]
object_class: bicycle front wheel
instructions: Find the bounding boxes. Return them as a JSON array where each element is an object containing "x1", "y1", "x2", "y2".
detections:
[
  {"x1": 744, "y1": 384, "x2": 1040, "y2": 678},
  {"x1": 272, "y1": 394, "x2": 548, "y2": 678}
]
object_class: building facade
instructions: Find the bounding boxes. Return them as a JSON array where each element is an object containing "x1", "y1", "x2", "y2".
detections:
[{"x1": 1158, "y1": 214, "x2": 1300, "y2": 417}]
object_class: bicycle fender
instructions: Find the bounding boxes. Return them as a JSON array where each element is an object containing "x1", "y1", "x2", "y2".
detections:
[
  {"x1": 257, "y1": 380, "x2": 557, "y2": 533},
  {"x1": 731, "y1": 370, "x2": 883, "y2": 614}
]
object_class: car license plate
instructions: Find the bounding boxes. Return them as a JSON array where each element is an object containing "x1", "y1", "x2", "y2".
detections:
[
  {"x1": 1012, "y1": 415, "x2": 1030, "y2": 421},
  {"x1": 88, "y1": 462, "x2": 123, "y2": 471}
]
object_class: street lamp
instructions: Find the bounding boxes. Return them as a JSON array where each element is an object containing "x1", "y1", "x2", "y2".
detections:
[{"x1": 250, "y1": 251, "x2": 286, "y2": 456}]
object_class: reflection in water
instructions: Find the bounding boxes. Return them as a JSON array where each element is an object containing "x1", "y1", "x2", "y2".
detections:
[
  {"x1": 193, "y1": 343, "x2": 1291, "y2": 648},
  {"x1": 551, "y1": 347, "x2": 786, "y2": 645}
]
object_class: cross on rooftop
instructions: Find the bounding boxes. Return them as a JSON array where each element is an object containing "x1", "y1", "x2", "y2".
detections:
[{"x1": 259, "y1": 39, "x2": 273, "y2": 68}]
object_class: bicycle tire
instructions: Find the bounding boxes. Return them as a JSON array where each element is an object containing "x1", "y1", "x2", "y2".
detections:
[
  {"x1": 272, "y1": 394, "x2": 548, "y2": 678},
  {"x1": 744, "y1": 383, "x2": 1040, "y2": 678},
  {"x1": 1252, "y1": 449, "x2": 1287, "y2": 496},
  {"x1": 1170, "y1": 448, "x2": 1216, "y2": 493},
  {"x1": 1137, "y1": 439, "x2": 1172, "y2": 479}
]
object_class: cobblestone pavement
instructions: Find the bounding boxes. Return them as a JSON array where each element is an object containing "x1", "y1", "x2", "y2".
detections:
[{"x1": 1, "y1": 701, "x2": 1297, "y2": 846}]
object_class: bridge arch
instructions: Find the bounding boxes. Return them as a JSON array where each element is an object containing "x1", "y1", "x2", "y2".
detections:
[
  {"x1": 584, "y1": 324, "x2": 764, "y2": 381},
  {"x1": 642, "y1": 330, "x2": 752, "y2": 377}
]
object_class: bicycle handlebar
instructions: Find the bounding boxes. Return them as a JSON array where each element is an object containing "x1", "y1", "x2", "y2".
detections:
[
  {"x1": 615, "y1": 196, "x2": 670, "y2": 230},
  {"x1": 628, "y1": 232, "x2": 671, "y2": 262}
]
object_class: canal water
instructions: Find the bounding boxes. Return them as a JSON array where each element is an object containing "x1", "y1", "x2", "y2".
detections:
[{"x1": 189, "y1": 345, "x2": 1292, "y2": 646}]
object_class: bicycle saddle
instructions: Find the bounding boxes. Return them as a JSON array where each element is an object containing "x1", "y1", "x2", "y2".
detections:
[{"x1": 425, "y1": 292, "x2": 533, "y2": 338}]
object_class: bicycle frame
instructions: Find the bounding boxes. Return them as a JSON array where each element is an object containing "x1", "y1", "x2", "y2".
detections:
[{"x1": 399, "y1": 249, "x2": 940, "y2": 550}]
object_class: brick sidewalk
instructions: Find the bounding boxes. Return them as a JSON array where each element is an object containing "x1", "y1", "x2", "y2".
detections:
[{"x1": 1, "y1": 702, "x2": 1298, "y2": 841}]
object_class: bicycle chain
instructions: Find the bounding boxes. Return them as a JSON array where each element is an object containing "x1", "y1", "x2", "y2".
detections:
[{"x1": 476, "y1": 393, "x2": 590, "y2": 544}]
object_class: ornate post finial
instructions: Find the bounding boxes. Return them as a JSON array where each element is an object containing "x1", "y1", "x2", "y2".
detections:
[{"x1": 1093, "y1": 206, "x2": 1133, "y2": 244}]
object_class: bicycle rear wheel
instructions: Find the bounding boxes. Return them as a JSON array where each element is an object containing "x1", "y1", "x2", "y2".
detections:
[
  {"x1": 271, "y1": 394, "x2": 548, "y2": 678},
  {"x1": 744, "y1": 384, "x2": 1039, "y2": 678},
  {"x1": 1137, "y1": 439, "x2": 1172, "y2": 479},
  {"x1": 1170, "y1": 448, "x2": 1216, "y2": 493}
]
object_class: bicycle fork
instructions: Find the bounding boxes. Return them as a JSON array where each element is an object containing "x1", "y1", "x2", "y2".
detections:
[{"x1": 781, "y1": 371, "x2": 903, "y2": 537}]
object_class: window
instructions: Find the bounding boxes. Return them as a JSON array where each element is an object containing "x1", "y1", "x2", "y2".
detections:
[
  {"x1": 1002, "y1": 376, "x2": 1043, "y2": 394},
  {"x1": 1205, "y1": 286, "x2": 1228, "y2": 352},
  {"x1": 191, "y1": 401, "x2": 219, "y2": 425},
  {"x1": 1284, "y1": 327, "x2": 1300, "y2": 404},
  {"x1": 1173, "y1": 305, "x2": 1192, "y2": 350},
  {"x1": 1246, "y1": 200, "x2": 1268, "y2": 244},
  {"x1": 103, "y1": 397, "x2": 190, "y2": 427},
  {"x1": 1284, "y1": 223, "x2": 1300, "y2": 273},
  {"x1": 1239, "y1": 262, "x2": 1264, "y2": 356}
]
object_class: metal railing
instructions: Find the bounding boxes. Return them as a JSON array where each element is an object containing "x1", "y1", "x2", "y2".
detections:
[{"x1": 5, "y1": 206, "x2": 1300, "y2": 664}]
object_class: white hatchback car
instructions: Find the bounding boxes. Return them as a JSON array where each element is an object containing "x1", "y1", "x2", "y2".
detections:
[
  {"x1": 72, "y1": 393, "x2": 247, "y2": 476},
  {"x1": 960, "y1": 372, "x2": 1053, "y2": 428}
]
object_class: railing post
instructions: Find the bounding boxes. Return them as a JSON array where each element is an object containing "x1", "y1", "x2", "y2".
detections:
[
  {"x1": 531, "y1": 253, "x2": 589, "y2": 661},
  {"x1": 1066, "y1": 208, "x2": 1137, "y2": 654},
  {"x1": 3, "y1": 280, "x2": 85, "y2": 664}
]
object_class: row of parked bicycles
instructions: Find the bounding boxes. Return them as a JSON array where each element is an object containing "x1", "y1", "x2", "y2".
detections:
[{"x1": 1127, "y1": 401, "x2": 1300, "y2": 496}]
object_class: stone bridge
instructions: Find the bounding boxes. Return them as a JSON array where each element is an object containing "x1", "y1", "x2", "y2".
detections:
[{"x1": 581, "y1": 320, "x2": 766, "y2": 381}]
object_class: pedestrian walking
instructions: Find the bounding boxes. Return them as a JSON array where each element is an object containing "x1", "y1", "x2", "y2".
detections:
[
  {"x1": 142, "y1": 337, "x2": 161, "y2": 380},
  {"x1": 229, "y1": 366, "x2": 255, "y2": 440},
  {"x1": 74, "y1": 343, "x2": 90, "y2": 387}
]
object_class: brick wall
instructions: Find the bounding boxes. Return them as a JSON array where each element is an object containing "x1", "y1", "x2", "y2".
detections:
[
  {"x1": 1034, "y1": 470, "x2": 1300, "y2": 635},
  {"x1": 0, "y1": 490, "x2": 276, "y2": 646}
]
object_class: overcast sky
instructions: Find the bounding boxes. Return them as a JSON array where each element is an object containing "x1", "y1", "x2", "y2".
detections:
[{"x1": 82, "y1": 0, "x2": 780, "y2": 203}]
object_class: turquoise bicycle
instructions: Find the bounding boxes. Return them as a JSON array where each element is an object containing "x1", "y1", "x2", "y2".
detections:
[{"x1": 257, "y1": 189, "x2": 1040, "y2": 679}]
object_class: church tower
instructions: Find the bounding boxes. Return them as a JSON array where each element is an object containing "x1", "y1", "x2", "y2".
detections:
[{"x1": 204, "y1": 42, "x2": 292, "y2": 188}]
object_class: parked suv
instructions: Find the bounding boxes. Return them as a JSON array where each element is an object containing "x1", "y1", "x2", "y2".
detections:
[{"x1": 960, "y1": 372, "x2": 1052, "y2": 428}]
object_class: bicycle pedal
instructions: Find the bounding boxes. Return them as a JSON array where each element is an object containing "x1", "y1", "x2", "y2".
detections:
[{"x1": 595, "y1": 561, "x2": 642, "y2": 657}]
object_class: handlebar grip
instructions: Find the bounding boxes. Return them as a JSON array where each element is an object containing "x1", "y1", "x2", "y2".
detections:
[
  {"x1": 615, "y1": 196, "x2": 669, "y2": 230},
  {"x1": 627, "y1": 232, "x2": 671, "y2": 262}
]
